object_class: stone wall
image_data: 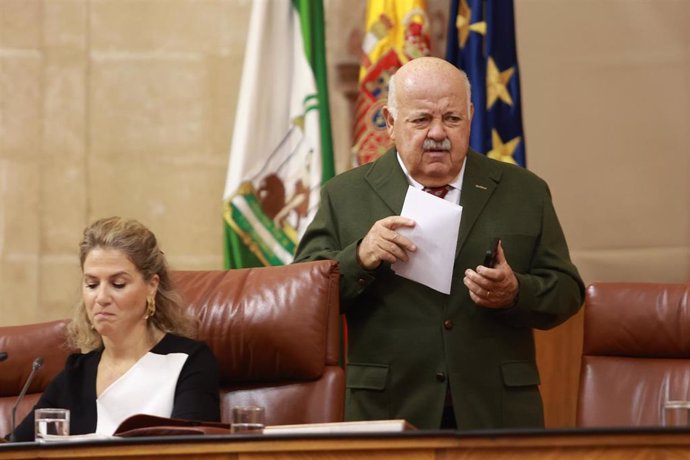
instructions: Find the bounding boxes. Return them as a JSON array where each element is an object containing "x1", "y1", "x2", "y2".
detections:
[{"x1": 0, "y1": 0, "x2": 688, "y2": 327}]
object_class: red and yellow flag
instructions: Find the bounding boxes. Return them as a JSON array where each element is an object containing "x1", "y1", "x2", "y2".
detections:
[{"x1": 352, "y1": 0, "x2": 431, "y2": 166}]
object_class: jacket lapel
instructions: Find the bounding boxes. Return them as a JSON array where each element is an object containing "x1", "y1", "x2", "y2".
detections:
[
  {"x1": 456, "y1": 150, "x2": 502, "y2": 256},
  {"x1": 364, "y1": 150, "x2": 408, "y2": 215}
]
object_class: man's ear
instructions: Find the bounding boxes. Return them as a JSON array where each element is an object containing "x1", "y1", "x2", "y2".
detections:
[{"x1": 382, "y1": 106, "x2": 395, "y2": 140}]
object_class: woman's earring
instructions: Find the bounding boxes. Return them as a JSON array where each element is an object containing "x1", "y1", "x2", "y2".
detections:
[{"x1": 144, "y1": 297, "x2": 156, "y2": 319}]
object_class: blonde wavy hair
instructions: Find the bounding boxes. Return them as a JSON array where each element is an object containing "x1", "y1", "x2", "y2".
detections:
[{"x1": 68, "y1": 217, "x2": 197, "y2": 352}]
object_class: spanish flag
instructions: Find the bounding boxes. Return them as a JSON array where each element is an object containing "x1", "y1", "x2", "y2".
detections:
[{"x1": 352, "y1": 0, "x2": 431, "y2": 166}]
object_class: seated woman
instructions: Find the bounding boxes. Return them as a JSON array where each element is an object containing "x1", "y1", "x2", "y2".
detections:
[{"x1": 9, "y1": 217, "x2": 220, "y2": 441}]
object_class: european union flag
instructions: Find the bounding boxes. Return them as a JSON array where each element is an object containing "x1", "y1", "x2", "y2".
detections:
[{"x1": 445, "y1": 0, "x2": 526, "y2": 167}]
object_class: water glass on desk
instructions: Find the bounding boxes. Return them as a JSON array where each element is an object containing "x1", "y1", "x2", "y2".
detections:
[
  {"x1": 662, "y1": 401, "x2": 690, "y2": 427},
  {"x1": 34, "y1": 408, "x2": 70, "y2": 442},
  {"x1": 231, "y1": 406, "x2": 265, "y2": 434}
]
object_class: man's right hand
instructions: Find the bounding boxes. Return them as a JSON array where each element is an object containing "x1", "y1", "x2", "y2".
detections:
[{"x1": 357, "y1": 216, "x2": 417, "y2": 270}]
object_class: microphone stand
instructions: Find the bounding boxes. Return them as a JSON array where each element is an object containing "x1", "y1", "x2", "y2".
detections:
[{"x1": 9, "y1": 357, "x2": 43, "y2": 442}]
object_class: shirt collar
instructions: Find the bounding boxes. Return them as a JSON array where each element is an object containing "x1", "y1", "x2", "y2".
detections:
[{"x1": 396, "y1": 152, "x2": 466, "y2": 191}]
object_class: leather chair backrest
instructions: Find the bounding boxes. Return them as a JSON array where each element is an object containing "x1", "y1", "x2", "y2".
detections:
[
  {"x1": 0, "y1": 260, "x2": 344, "y2": 435},
  {"x1": 172, "y1": 260, "x2": 344, "y2": 425},
  {"x1": 0, "y1": 320, "x2": 74, "y2": 437},
  {"x1": 577, "y1": 282, "x2": 690, "y2": 427}
]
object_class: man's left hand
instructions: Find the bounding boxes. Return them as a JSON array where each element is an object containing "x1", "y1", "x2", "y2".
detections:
[{"x1": 463, "y1": 241, "x2": 518, "y2": 308}]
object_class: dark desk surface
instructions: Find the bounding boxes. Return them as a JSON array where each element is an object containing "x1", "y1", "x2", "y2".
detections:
[{"x1": 2, "y1": 427, "x2": 690, "y2": 460}]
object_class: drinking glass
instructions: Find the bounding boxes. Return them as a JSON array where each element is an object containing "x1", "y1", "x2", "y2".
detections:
[
  {"x1": 231, "y1": 406, "x2": 265, "y2": 434},
  {"x1": 662, "y1": 401, "x2": 690, "y2": 427},
  {"x1": 34, "y1": 408, "x2": 70, "y2": 442}
]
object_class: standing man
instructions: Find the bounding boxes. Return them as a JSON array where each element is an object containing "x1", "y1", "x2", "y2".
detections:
[{"x1": 294, "y1": 57, "x2": 584, "y2": 430}]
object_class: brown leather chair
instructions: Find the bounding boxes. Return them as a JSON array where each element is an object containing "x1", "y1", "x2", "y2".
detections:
[
  {"x1": 0, "y1": 260, "x2": 344, "y2": 436},
  {"x1": 576, "y1": 282, "x2": 690, "y2": 427},
  {"x1": 172, "y1": 260, "x2": 344, "y2": 426},
  {"x1": 0, "y1": 320, "x2": 74, "y2": 437}
]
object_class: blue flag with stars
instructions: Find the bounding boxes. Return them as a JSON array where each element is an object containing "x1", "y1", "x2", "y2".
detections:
[{"x1": 445, "y1": 0, "x2": 526, "y2": 167}]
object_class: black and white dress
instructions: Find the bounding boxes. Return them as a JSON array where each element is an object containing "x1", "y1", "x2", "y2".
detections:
[{"x1": 10, "y1": 334, "x2": 220, "y2": 442}]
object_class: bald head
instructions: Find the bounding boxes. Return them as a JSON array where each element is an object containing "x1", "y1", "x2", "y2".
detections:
[
  {"x1": 382, "y1": 56, "x2": 474, "y2": 187},
  {"x1": 388, "y1": 57, "x2": 472, "y2": 119}
]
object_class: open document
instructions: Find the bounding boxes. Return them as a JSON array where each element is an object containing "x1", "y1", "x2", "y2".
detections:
[{"x1": 391, "y1": 186, "x2": 462, "y2": 294}]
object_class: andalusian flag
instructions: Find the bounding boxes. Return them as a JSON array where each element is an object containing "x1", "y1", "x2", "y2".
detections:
[
  {"x1": 223, "y1": 0, "x2": 334, "y2": 268},
  {"x1": 352, "y1": 0, "x2": 431, "y2": 166},
  {"x1": 446, "y1": 0, "x2": 526, "y2": 166}
]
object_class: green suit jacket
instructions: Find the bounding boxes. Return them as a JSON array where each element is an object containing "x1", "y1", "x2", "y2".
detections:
[{"x1": 294, "y1": 149, "x2": 584, "y2": 430}]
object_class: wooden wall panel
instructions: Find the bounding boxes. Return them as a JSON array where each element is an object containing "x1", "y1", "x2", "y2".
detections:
[{"x1": 535, "y1": 308, "x2": 585, "y2": 428}]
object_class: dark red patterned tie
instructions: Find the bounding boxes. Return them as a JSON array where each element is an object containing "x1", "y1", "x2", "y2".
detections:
[{"x1": 423, "y1": 185, "x2": 451, "y2": 199}]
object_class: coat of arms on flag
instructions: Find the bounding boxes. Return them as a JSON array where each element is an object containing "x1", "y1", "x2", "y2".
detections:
[
  {"x1": 352, "y1": 0, "x2": 431, "y2": 166},
  {"x1": 224, "y1": 123, "x2": 316, "y2": 266}
]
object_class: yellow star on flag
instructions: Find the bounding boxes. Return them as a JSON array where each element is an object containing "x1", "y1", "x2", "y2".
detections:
[
  {"x1": 486, "y1": 57, "x2": 515, "y2": 109},
  {"x1": 455, "y1": 0, "x2": 486, "y2": 48},
  {"x1": 487, "y1": 129, "x2": 520, "y2": 165}
]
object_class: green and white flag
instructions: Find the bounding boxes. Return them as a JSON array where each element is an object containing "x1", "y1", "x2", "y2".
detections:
[{"x1": 223, "y1": 0, "x2": 334, "y2": 268}]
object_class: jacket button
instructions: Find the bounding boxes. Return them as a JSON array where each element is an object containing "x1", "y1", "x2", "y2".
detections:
[
  {"x1": 436, "y1": 372, "x2": 446, "y2": 382},
  {"x1": 357, "y1": 277, "x2": 368, "y2": 287},
  {"x1": 443, "y1": 319, "x2": 454, "y2": 330}
]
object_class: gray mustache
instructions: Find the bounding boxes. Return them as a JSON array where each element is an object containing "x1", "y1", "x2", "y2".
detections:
[{"x1": 423, "y1": 139, "x2": 451, "y2": 151}]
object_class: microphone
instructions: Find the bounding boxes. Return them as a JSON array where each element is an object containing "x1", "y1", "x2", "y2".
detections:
[
  {"x1": 9, "y1": 357, "x2": 44, "y2": 442},
  {"x1": 0, "y1": 352, "x2": 7, "y2": 362}
]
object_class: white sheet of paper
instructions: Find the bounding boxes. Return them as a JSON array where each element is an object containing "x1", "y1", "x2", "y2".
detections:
[{"x1": 391, "y1": 186, "x2": 462, "y2": 294}]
